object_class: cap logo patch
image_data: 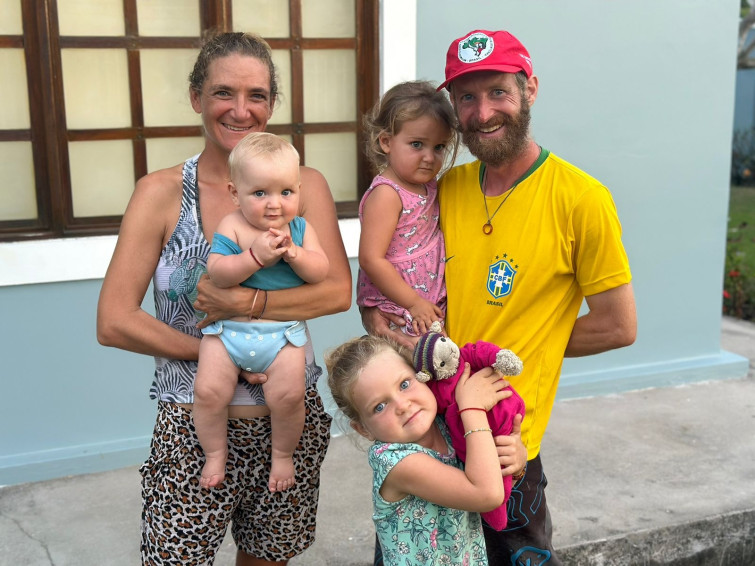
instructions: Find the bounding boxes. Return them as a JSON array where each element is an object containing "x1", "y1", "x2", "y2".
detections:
[{"x1": 458, "y1": 32, "x2": 494, "y2": 64}]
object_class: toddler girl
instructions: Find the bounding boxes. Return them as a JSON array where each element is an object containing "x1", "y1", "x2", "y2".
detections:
[
  {"x1": 326, "y1": 336, "x2": 509, "y2": 566},
  {"x1": 357, "y1": 81, "x2": 458, "y2": 335}
]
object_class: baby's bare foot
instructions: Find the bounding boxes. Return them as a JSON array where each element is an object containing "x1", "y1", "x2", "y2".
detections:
[
  {"x1": 269, "y1": 455, "x2": 295, "y2": 492},
  {"x1": 200, "y1": 455, "x2": 227, "y2": 489},
  {"x1": 200, "y1": 472, "x2": 225, "y2": 489}
]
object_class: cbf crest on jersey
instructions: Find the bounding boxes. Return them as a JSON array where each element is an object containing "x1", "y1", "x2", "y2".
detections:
[
  {"x1": 487, "y1": 258, "x2": 516, "y2": 298},
  {"x1": 458, "y1": 31, "x2": 494, "y2": 63}
]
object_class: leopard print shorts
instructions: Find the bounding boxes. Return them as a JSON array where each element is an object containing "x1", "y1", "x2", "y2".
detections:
[{"x1": 140, "y1": 385, "x2": 332, "y2": 565}]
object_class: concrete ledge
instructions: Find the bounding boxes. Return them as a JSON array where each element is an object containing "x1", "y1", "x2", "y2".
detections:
[
  {"x1": 558, "y1": 508, "x2": 755, "y2": 566},
  {"x1": 557, "y1": 350, "x2": 749, "y2": 400},
  {"x1": 0, "y1": 439, "x2": 150, "y2": 487}
]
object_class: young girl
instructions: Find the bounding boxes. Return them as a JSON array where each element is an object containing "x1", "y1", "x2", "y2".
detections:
[
  {"x1": 357, "y1": 81, "x2": 458, "y2": 336},
  {"x1": 326, "y1": 336, "x2": 510, "y2": 566}
]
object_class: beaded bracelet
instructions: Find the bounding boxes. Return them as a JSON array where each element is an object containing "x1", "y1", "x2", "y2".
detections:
[
  {"x1": 463, "y1": 427, "x2": 493, "y2": 438},
  {"x1": 459, "y1": 407, "x2": 486, "y2": 415}
]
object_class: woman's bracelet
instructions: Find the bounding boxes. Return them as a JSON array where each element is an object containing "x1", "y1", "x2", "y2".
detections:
[
  {"x1": 463, "y1": 427, "x2": 493, "y2": 438},
  {"x1": 249, "y1": 288, "x2": 260, "y2": 320},
  {"x1": 258, "y1": 289, "x2": 268, "y2": 318},
  {"x1": 250, "y1": 289, "x2": 268, "y2": 320},
  {"x1": 249, "y1": 247, "x2": 264, "y2": 268},
  {"x1": 459, "y1": 407, "x2": 486, "y2": 415}
]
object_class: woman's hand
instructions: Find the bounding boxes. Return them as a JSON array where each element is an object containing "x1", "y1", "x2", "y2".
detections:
[
  {"x1": 495, "y1": 413, "x2": 528, "y2": 478},
  {"x1": 240, "y1": 371, "x2": 267, "y2": 385},
  {"x1": 194, "y1": 274, "x2": 255, "y2": 329}
]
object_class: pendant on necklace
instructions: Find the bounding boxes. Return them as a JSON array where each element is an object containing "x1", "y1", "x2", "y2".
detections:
[{"x1": 482, "y1": 222, "x2": 494, "y2": 235}]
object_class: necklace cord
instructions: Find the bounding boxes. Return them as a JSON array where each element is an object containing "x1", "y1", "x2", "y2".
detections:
[{"x1": 481, "y1": 170, "x2": 518, "y2": 235}]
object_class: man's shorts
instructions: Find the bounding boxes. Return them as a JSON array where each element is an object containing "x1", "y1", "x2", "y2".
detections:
[
  {"x1": 482, "y1": 454, "x2": 562, "y2": 565},
  {"x1": 139, "y1": 385, "x2": 332, "y2": 565},
  {"x1": 202, "y1": 319, "x2": 307, "y2": 372}
]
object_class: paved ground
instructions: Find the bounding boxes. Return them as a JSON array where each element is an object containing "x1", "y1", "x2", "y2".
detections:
[{"x1": 1, "y1": 317, "x2": 753, "y2": 566}]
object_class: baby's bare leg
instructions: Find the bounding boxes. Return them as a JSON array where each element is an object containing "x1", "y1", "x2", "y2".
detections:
[
  {"x1": 262, "y1": 343, "x2": 306, "y2": 492},
  {"x1": 194, "y1": 335, "x2": 239, "y2": 489}
]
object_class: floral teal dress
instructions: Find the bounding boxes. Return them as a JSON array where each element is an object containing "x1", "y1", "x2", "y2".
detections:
[{"x1": 369, "y1": 418, "x2": 488, "y2": 565}]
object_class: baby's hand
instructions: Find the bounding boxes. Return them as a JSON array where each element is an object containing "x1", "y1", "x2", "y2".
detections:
[
  {"x1": 252, "y1": 230, "x2": 288, "y2": 264},
  {"x1": 454, "y1": 363, "x2": 511, "y2": 412},
  {"x1": 268, "y1": 228, "x2": 295, "y2": 258},
  {"x1": 278, "y1": 235, "x2": 298, "y2": 262},
  {"x1": 408, "y1": 298, "x2": 444, "y2": 334},
  {"x1": 282, "y1": 245, "x2": 298, "y2": 262}
]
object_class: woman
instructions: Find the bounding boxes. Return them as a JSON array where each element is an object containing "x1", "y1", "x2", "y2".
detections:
[{"x1": 97, "y1": 32, "x2": 351, "y2": 566}]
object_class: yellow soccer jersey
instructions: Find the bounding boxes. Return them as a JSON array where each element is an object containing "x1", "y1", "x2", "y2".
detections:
[{"x1": 439, "y1": 150, "x2": 631, "y2": 459}]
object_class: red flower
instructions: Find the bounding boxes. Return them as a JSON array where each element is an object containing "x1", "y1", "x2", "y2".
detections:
[
  {"x1": 724, "y1": 290, "x2": 731, "y2": 299},
  {"x1": 728, "y1": 270, "x2": 741, "y2": 277}
]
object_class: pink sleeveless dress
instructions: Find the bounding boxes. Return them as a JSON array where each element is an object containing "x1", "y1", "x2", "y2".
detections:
[{"x1": 357, "y1": 175, "x2": 447, "y2": 335}]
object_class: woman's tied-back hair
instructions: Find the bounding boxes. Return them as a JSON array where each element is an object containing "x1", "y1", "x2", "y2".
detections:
[
  {"x1": 325, "y1": 335, "x2": 413, "y2": 425},
  {"x1": 363, "y1": 80, "x2": 459, "y2": 177},
  {"x1": 189, "y1": 31, "x2": 278, "y2": 103},
  {"x1": 228, "y1": 132, "x2": 300, "y2": 184}
]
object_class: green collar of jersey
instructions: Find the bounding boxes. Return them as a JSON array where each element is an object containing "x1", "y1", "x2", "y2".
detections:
[{"x1": 477, "y1": 146, "x2": 550, "y2": 187}]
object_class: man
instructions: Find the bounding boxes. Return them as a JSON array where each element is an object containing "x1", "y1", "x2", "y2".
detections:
[{"x1": 364, "y1": 29, "x2": 636, "y2": 565}]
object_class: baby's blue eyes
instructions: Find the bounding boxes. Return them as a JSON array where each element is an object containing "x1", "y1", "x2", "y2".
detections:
[
  {"x1": 253, "y1": 189, "x2": 292, "y2": 197},
  {"x1": 374, "y1": 402, "x2": 385, "y2": 413},
  {"x1": 400, "y1": 379, "x2": 410, "y2": 390}
]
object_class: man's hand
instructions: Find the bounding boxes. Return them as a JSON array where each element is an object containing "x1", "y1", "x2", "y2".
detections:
[
  {"x1": 495, "y1": 413, "x2": 527, "y2": 477},
  {"x1": 360, "y1": 306, "x2": 417, "y2": 349}
]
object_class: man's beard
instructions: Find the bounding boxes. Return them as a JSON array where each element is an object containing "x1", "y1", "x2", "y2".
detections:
[{"x1": 460, "y1": 99, "x2": 531, "y2": 167}]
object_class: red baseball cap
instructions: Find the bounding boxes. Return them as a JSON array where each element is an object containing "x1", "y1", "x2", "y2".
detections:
[{"x1": 439, "y1": 29, "x2": 533, "y2": 91}]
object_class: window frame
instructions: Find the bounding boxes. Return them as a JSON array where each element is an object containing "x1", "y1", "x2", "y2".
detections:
[{"x1": 0, "y1": 0, "x2": 379, "y2": 242}]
